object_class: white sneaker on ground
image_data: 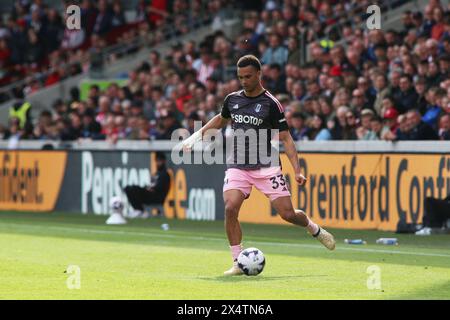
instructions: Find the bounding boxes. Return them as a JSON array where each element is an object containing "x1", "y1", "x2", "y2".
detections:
[
  {"x1": 223, "y1": 261, "x2": 244, "y2": 276},
  {"x1": 415, "y1": 227, "x2": 432, "y2": 236},
  {"x1": 314, "y1": 227, "x2": 336, "y2": 250},
  {"x1": 128, "y1": 210, "x2": 143, "y2": 219},
  {"x1": 140, "y1": 212, "x2": 150, "y2": 219}
]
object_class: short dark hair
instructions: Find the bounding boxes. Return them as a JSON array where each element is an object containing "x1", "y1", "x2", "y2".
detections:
[
  {"x1": 237, "y1": 55, "x2": 261, "y2": 71},
  {"x1": 292, "y1": 112, "x2": 306, "y2": 120},
  {"x1": 400, "y1": 74, "x2": 412, "y2": 82},
  {"x1": 370, "y1": 115, "x2": 382, "y2": 123},
  {"x1": 269, "y1": 63, "x2": 281, "y2": 71}
]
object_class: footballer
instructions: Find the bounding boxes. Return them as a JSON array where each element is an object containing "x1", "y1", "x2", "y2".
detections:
[{"x1": 183, "y1": 55, "x2": 336, "y2": 276}]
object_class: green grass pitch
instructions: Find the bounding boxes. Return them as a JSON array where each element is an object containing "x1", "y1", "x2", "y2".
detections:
[{"x1": 0, "y1": 212, "x2": 449, "y2": 300}]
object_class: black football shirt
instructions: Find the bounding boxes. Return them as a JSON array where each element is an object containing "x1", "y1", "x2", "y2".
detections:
[{"x1": 220, "y1": 89, "x2": 288, "y2": 170}]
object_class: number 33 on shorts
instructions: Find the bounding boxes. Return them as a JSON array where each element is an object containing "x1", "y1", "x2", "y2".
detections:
[{"x1": 270, "y1": 174, "x2": 286, "y2": 189}]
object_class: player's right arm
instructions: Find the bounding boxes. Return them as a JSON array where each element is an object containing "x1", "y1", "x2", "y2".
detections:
[
  {"x1": 182, "y1": 114, "x2": 230, "y2": 151},
  {"x1": 183, "y1": 107, "x2": 230, "y2": 151},
  {"x1": 182, "y1": 95, "x2": 232, "y2": 151}
]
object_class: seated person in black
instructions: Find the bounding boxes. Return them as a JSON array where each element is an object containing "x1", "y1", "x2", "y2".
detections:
[
  {"x1": 416, "y1": 193, "x2": 450, "y2": 235},
  {"x1": 124, "y1": 152, "x2": 170, "y2": 218}
]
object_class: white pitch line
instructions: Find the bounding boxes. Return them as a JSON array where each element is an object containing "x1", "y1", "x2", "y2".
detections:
[{"x1": 1, "y1": 222, "x2": 450, "y2": 259}]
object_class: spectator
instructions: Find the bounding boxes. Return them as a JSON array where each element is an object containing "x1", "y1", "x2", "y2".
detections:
[
  {"x1": 306, "y1": 115, "x2": 331, "y2": 141},
  {"x1": 0, "y1": 124, "x2": 6, "y2": 140},
  {"x1": 373, "y1": 74, "x2": 391, "y2": 115},
  {"x1": 43, "y1": 8, "x2": 64, "y2": 54},
  {"x1": 427, "y1": 60, "x2": 443, "y2": 87},
  {"x1": 381, "y1": 108, "x2": 399, "y2": 141},
  {"x1": 289, "y1": 112, "x2": 307, "y2": 141},
  {"x1": 388, "y1": 69, "x2": 402, "y2": 97},
  {"x1": 342, "y1": 110, "x2": 358, "y2": 140},
  {"x1": 193, "y1": 48, "x2": 216, "y2": 85},
  {"x1": 351, "y1": 89, "x2": 372, "y2": 114},
  {"x1": 156, "y1": 111, "x2": 182, "y2": 140},
  {"x1": 33, "y1": 110, "x2": 53, "y2": 140},
  {"x1": 25, "y1": 29, "x2": 44, "y2": 64},
  {"x1": 422, "y1": 88, "x2": 446, "y2": 129},
  {"x1": 93, "y1": 0, "x2": 113, "y2": 36},
  {"x1": 438, "y1": 113, "x2": 450, "y2": 140},
  {"x1": 9, "y1": 96, "x2": 31, "y2": 130},
  {"x1": 414, "y1": 76, "x2": 429, "y2": 114},
  {"x1": 328, "y1": 105, "x2": 349, "y2": 140},
  {"x1": 356, "y1": 77, "x2": 376, "y2": 109},
  {"x1": 422, "y1": 88, "x2": 444, "y2": 129},
  {"x1": 400, "y1": 10, "x2": 414, "y2": 38},
  {"x1": 403, "y1": 109, "x2": 439, "y2": 140},
  {"x1": 287, "y1": 36, "x2": 301, "y2": 66},
  {"x1": 186, "y1": 111, "x2": 201, "y2": 134},
  {"x1": 81, "y1": 109, "x2": 103, "y2": 139},
  {"x1": 6, "y1": 118, "x2": 22, "y2": 149},
  {"x1": 395, "y1": 114, "x2": 409, "y2": 140},
  {"x1": 111, "y1": 1, "x2": 126, "y2": 27},
  {"x1": 261, "y1": 33, "x2": 288, "y2": 67},
  {"x1": 431, "y1": 7, "x2": 446, "y2": 40},
  {"x1": 357, "y1": 109, "x2": 376, "y2": 140},
  {"x1": 393, "y1": 75, "x2": 419, "y2": 113},
  {"x1": 96, "y1": 96, "x2": 111, "y2": 126},
  {"x1": 265, "y1": 63, "x2": 287, "y2": 94},
  {"x1": 369, "y1": 116, "x2": 387, "y2": 140}
]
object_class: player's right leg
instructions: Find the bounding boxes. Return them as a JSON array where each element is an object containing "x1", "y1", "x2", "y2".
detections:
[
  {"x1": 222, "y1": 168, "x2": 252, "y2": 276},
  {"x1": 223, "y1": 189, "x2": 247, "y2": 276}
]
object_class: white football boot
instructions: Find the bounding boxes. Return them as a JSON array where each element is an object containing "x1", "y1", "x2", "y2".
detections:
[
  {"x1": 223, "y1": 261, "x2": 244, "y2": 276},
  {"x1": 314, "y1": 227, "x2": 336, "y2": 250},
  {"x1": 128, "y1": 209, "x2": 143, "y2": 219},
  {"x1": 295, "y1": 209, "x2": 336, "y2": 250}
]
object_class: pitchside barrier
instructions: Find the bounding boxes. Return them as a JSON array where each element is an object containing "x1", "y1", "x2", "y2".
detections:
[{"x1": 0, "y1": 141, "x2": 448, "y2": 232}]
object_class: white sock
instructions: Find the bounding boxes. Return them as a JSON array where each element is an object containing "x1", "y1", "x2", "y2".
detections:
[{"x1": 306, "y1": 219, "x2": 320, "y2": 236}]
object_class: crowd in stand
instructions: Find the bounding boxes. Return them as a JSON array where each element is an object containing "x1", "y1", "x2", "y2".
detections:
[
  {"x1": 0, "y1": 0, "x2": 223, "y2": 99},
  {"x1": 1, "y1": 0, "x2": 450, "y2": 143}
]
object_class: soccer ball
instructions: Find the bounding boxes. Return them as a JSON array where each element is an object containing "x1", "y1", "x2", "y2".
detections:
[
  {"x1": 237, "y1": 247, "x2": 265, "y2": 276},
  {"x1": 109, "y1": 196, "x2": 124, "y2": 213}
]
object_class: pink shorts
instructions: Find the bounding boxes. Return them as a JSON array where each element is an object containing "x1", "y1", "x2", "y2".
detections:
[{"x1": 223, "y1": 167, "x2": 291, "y2": 201}]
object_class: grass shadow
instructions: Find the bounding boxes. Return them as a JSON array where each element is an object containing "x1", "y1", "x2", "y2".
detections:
[{"x1": 198, "y1": 274, "x2": 329, "y2": 283}]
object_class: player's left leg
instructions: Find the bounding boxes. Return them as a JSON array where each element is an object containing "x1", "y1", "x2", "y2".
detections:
[
  {"x1": 252, "y1": 166, "x2": 335, "y2": 250},
  {"x1": 271, "y1": 196, "x2": 335, "y2": 250}
]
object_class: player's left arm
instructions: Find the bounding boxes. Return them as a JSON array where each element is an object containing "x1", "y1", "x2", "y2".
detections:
[
  {"x1": 278, "y1": 131, "x2": 307, "y2": 186},
  {"x1": 269, "y1": 98, "x2": 307, "y2": 186}
]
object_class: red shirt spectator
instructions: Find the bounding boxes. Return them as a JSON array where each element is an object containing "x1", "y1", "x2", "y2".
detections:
[
  {"x1": 45, "y1": 71, "x2": 61, "y2": 87},
  {"x1": 0, "y1": 39, "x2": 10, "y2": 64},
  {"x1": 149, "y1": 0, "x2": 168, "y2": 25},
  {"x1": 175, "y1": 83, "x2": 192, "y2": 112},
  {"x1": 431, "y1": 7, "x2": 445, "y2": 40}
]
